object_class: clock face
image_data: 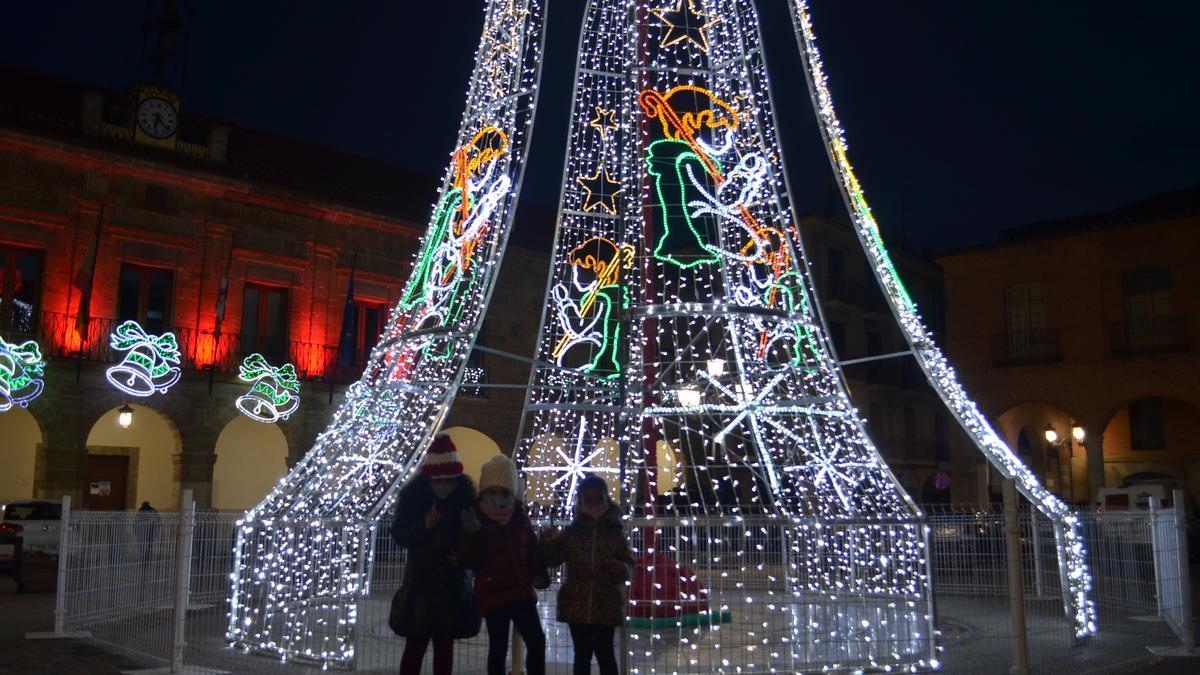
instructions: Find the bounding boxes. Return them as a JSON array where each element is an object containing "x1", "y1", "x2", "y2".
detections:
[{"x1": 136, "y1": 97, "x2": 178, "y2": 139}]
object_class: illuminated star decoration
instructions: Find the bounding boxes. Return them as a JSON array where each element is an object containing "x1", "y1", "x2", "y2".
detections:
[
  {"x1": 651, "y1": 0, "x2": 721, "y2": 53},
  {"x1": 577, "y1": 166, "x2": 622, "y2": 214},
  {"x1": 524, "y1": 419, "x2": 619, "y2": 508},
  {"x1": 588, "y1": 106, "x2": 618, "y2": 137}
]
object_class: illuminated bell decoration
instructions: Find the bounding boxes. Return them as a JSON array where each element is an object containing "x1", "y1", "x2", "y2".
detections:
[
  {"x1": 104, "y1": 320, "x2": 182, "y2": 397},
  {"x1": 0, "y1": 338, "x2": 45, "y2": 412},
  {"x1": 235, "y1": 353, "x2": 301, "y2": 423}
]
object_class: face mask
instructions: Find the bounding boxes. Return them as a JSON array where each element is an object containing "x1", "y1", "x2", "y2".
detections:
[
  {"x1": 485, "y1": 493, "x2": 514, "y2": 510},
  {"x1": 431, "y1": 482, "x2": 455, "y2": 500}
]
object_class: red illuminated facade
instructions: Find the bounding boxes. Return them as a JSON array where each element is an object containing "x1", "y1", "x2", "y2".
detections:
[{"x1": 0, "y1": 65, "x2": 432, "y2": 507}]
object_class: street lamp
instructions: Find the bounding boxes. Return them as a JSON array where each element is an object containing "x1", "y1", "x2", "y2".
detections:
[
  {"x1": 1043, "y1": 424, "x2": 1059, "y2": 444},
  {"x1": 1044, "y1": 422, "x2": 1086, "y2": 500},
  {"x1": 117, "y1": 404, "x2": 134, "y2": 429}
]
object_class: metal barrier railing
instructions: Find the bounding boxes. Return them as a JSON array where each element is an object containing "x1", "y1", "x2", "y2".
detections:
[{"x1": 45, "y1": 492, "x2": 1195, "y2": 674}]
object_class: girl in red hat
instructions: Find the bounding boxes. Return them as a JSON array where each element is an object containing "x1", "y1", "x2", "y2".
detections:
[{"x1": 390, "y1": 432, "x2": 480, "y2": 675}]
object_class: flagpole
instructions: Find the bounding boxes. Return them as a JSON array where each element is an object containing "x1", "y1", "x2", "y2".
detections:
[{"x1": 209, "y1": 229, "x2": 237, "y2": 395}]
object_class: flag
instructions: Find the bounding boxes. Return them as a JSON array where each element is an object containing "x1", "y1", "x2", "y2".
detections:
[
  {"x1": 213, "y1": 230, "x2": 237, "y2": 337},
  {"x1": 336, "y1": 254, "x2": 358, "y2": 368},
  {"x1": 74, "y1": 206, "x2": 104, "y2": 337}
]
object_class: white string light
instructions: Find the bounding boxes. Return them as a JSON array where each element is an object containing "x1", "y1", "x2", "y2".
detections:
[
  {"x1": 226, "y1": 1, "x2": 546, "y2": 665},
  {"x1": 786, "y1": 0, "x2": 1095, "y2": 637}
]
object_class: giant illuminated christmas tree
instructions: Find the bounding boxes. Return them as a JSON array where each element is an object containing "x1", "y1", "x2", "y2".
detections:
[{"x1": 229, "y1": 0, "x2": 1094, "y2": 670}]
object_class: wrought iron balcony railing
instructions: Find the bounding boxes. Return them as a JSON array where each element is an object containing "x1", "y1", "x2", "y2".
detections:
[
  {"x1": 992, "y1": 328, "x2": 1061, "y2": 367},
  {"x1": 1109, "y1": 316, "x2": 1189, "y2": 356}
]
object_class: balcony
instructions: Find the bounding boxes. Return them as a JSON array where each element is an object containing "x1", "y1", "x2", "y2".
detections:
[
  {"x1": 21, "y1": 312, "x2": 354, "y2": 384},
  {"x1": 992, "y1": 329, "x2": 1061, "y2": 367},
  {"x1": 1109, "y1": 316, "x2": 1189, "y2": 357}
]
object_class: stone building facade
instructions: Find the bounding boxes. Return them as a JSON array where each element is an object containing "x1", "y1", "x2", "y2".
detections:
[
  {"x1": 0, "y1": 65, "x2": 438, "y2": 509},
  {"x1": 936, "y1": 188, "x2": 1200, "y2": 505},
  {"x1": 800, "y1": 214, "x2": 974, "y2": 503}
]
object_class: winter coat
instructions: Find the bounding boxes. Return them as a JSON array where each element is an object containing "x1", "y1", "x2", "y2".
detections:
[
  {"x1": 389, "y1": 474, "x2": 480, "y2": 639},
  {"x1": 458, "y1": 501, "x2": 546, "y2": 616},
  {"x1": 542, "y1": 503, "x2": 634, "y2": 626}
]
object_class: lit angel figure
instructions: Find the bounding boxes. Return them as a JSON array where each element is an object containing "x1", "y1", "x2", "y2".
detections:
[
  {"x1": 549, "y1": 237, "x2": 633, "y2": 379},
  {"x1": 236, "y1": 353, "x2": 301, "y2": 423},
  {"x1": 397, "y1": 126, "x2": 512, "y2": 358},
  {"x1": 0, "y1": 338, "x2": 45, "y2": 411},
  {"x1": 104, "y1": 320, "x2": 181, "y2": 396},
  {"x1": 640, "y1": 85, "x2": 770, "y2": 267}
]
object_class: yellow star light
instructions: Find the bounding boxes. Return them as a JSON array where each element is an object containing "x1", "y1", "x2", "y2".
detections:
[
  {"x1": 577, "y1": 166, "x2": 622, "y2": 214},
  {"x1": 651, "y1": 0, "x2": 721, "y2": 53},
  {"x1": 588, "y1": 106, "x2": 619, "y2": 137}
]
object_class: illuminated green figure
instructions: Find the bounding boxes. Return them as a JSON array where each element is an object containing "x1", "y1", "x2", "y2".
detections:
[
  {"x1": 550, "y1": 237, "x2": 633, "y2": 379},
  {"x1": 398, "y1": 127, "x2": 510, "y2": 359},
  {"x1": 640, "y1": 86, "x2": 770, "y2": 268}
]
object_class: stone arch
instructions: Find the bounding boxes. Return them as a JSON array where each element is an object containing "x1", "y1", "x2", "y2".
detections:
[
  {"x1": 212, "y1": 415, "x2": 290, "y2": 511},
  {"x1": 0, "y1": 407, "x2": 43, "y2": 502},
  {"x1": 443, "y1": 426, "x2": 502, "y2": 484},
  {"x1": 1099, "y1": 395, "x2": 1200, "y2": 502},
  {"x1": 86, "y1": 403, "x2": 183, "y2": 510},
  {"x1": 995, "y1": 401, "x2": 1086, "y2": 501}
]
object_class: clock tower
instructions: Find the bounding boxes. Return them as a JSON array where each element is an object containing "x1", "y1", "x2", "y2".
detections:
[{"x1": 133, "y1": 85, "x2": 181, "y2": 150}]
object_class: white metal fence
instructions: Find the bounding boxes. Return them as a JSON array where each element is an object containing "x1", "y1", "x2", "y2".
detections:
[{"x1": 45, "y1": 491, "x2": 1194, "y2": 674}]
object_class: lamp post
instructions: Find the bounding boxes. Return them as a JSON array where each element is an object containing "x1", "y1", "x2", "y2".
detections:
[{"x1": 1043, "y1": 423, "x2": 1085, "y2": 501}]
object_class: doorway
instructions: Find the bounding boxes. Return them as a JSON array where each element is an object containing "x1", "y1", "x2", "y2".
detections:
[{"x1": 86, "y1": 455, "x2": 129, "y2": 510}]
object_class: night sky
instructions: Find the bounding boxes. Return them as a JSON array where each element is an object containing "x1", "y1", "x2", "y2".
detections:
[{"x1": 3, "y1": 1, "x2": 1198, "y2": 252}]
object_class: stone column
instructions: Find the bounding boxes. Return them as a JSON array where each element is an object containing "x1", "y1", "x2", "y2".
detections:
[
  {"x1": 173, "y1": 452, "x2": 217, "y2": 510},
  {"x1": 1084, "y1": 435, "x2": 1105, "y2": 503}
]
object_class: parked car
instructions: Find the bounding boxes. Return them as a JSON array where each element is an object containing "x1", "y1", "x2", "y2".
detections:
[{"x1": 0, "y1": 501, "x2": 63, "y2": 570}]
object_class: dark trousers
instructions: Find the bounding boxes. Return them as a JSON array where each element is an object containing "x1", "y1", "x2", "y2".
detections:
[
  {"x1": 568, "y1": 623, "x2": 617, "y2": 675},
  {"x1": 484, "y1": 600, "x2": 545, "y2": 675},
  {"x1": 398, "y1": 635, "x2": 452, "y2": 675}
]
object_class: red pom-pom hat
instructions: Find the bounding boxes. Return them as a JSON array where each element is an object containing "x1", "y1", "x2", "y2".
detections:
[{"x1": 420, "y1": 432, "x2": 464, "y2": 478}]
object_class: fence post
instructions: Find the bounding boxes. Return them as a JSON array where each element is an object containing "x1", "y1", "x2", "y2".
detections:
[
  {"x1": 171, "y1": 489, "x2": 196, "y2": 673},
  {"x1": 53, "y1": 495, "x2": 71, "y2": 635},
  {"x1": 1003, "y1": 479, "x2": 1030, "y2": 675},
  {"x1": 1030, "y1": 509, "x2": 1044, "y2": 598},
  {"x1": 1172, "y1": 489, "x2": 1194, "y2": 650}
]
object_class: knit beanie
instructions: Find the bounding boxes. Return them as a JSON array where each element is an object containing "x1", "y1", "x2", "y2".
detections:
[
  {"x1": 420, "y1": 433, "x2": 464, "y2": 478},
  {"x1": 478, "y1": 454, "x2": 519, "y2": 494}
]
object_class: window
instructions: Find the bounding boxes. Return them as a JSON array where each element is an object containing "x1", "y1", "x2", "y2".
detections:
[
  {"x1": 1123, "y1": 269, "x2": 1172, "y2": 322},
  {"x1": 241, "y1": 283, "x2": 289, "y2": 361},
  {"x1": 117, "y1": 263, "x2": 173, "y2": 335},
  {"x1": 1129, "y1": 398, "x2": 1165, "y2": 451},
  {"x1": 1004, "y1": 283, "x2": 1054, "y2": 362},
  {"x1": 339, "y1": 300, "x2": 386, "y2": 370},
  {"x1": 0, "y1": 246, "x2": 43, "y2": 334},
  {"x1": 828, "y1": 321, "x2": 847, "y2": 357},
  {"x1": 903, "y1": 406, "x2": 916, "y2": 458},
  {"x1": 866, "y1": 330, "x2": 882, "y2": 383},
  {"x1": 868, "y1": 402, "x2": 884, "y2": 442},
  {"x1": 825, "y1": 246, "x2": 844, "y2": 285},
  {"x1": 1005, "y1": 283, "x2": 1048, "y2": 336}
]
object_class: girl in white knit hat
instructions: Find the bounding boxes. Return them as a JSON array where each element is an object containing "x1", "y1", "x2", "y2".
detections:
[{"x1": 458, "y1": 453, "x2": 548, "y2": 675}]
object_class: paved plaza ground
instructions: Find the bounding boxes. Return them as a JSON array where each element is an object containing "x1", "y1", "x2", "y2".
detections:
[{"x1": 2, "y1": 572, "x2": 1197, "y2": 674}]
